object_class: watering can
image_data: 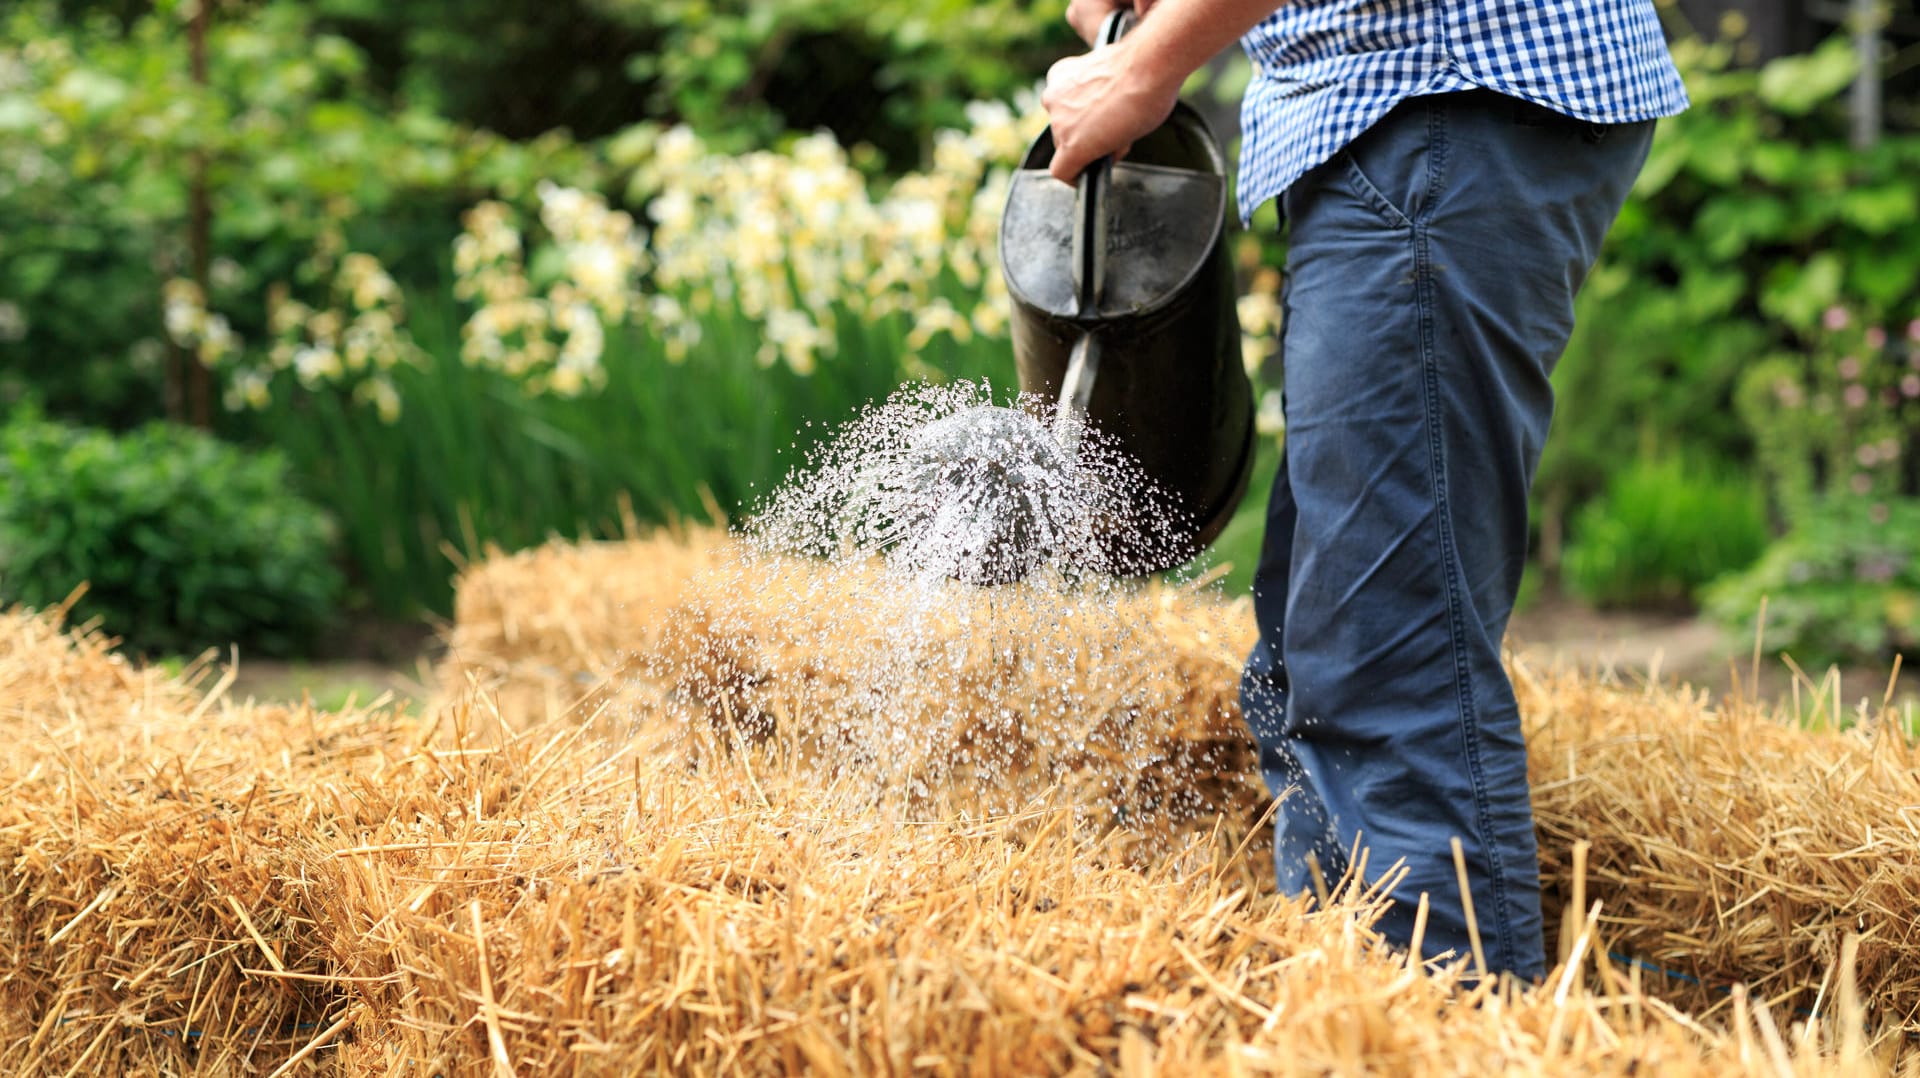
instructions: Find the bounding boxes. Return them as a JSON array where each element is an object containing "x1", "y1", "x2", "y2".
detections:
[{"x1": 900, "y1": 7, "x2": 1254, "y2": 583}]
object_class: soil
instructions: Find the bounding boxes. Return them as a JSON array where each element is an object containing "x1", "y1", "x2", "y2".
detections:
[
  {"x1": 224, "y1": 614, "x2": 444, "y2": 710},
  {"x1": 1507, "y1": 591, "x2": 1913, "y2": 718}
]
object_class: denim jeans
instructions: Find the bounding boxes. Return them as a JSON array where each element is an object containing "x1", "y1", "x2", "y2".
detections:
[{"x1": 1239, "y1": 90, "x2": 1654, "y2": 982}]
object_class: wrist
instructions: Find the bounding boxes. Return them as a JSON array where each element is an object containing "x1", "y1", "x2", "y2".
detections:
[{"x1": 1113, "y1": 32, "x2": 1190, "y2": 107}]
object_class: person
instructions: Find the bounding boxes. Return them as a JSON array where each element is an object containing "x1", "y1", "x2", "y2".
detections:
[{"x1": 1042, "y1": 0, "x2": 1687, "y2": 982}]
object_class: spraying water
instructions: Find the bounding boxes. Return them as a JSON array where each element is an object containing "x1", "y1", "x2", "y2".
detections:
[
  {"x1": 752, "y1": 380, "x2": 1194, "y2": 584},
  {"x1": 652, "y1": 381, "x2": 1247, "y2": 832}
]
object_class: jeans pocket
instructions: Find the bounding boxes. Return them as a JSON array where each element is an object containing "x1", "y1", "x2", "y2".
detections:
[
  {"x1": 1334, "y1": 99, "x2": 1434, "y2": 230},
  {"x1": 1340, "y1": 150, "x2": 1415, "y2": 230}
]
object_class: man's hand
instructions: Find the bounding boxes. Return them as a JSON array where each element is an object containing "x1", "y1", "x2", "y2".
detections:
[
  {"x1": 1065, "y1": 0, "x2": 1157, "y2": 44},
  {"x1": 1042, "y1": 39, "x2": 1180, "y2": 184},
  {"x1": 1046, "y1": 0, "x2": 1288, "y2": 183}
]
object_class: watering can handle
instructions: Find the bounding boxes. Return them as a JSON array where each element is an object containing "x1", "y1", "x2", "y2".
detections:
[{"x1": 1070, "y1": 6, "x2": 1136, "y2": 316}]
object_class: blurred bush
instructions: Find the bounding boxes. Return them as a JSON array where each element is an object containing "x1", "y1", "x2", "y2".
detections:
[
  {"x1": 1709, "y1": 301, "x2": 1920, "y2": 664},
  {"x1": 1706, "y1": 496, "x2": 1920, "y2": 667},
  {"x1": 0, "y1": 0, "x2": 606, "y2": 429},
  {"x1": 1735, "y1": 306, "x2": 1920, "y2": 515},
  {"x1": 1560, "y1": 454, "x2": 1768, "y2": 610},
  {"x1": 585, "y1": 0, "x2": 1076, "y2": 165},
  {"x1": 1540, "y1": 35, "x2": 1920, "y2": 565},
  {"x1": 190, "y1": 113, "x2": 1286, "y2": 615},
  {"x1": 310, "y1": 0, "x2": 653, "y2": 141},
  {"x1": 0, "y1": 408, "x2": 343, "y2": 657}
]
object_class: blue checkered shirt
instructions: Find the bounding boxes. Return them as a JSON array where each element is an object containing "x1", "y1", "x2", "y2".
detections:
[{"x1": 1235, "y1": 0, "x2": 1689, "y2": 223}]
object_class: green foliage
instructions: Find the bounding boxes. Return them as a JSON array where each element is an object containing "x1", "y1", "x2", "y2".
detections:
[
  {"x1": 235, "y1": 288, "x2": 1008, "y2": 616},
  {"x1": 1735, "y1": 308, "x2": 1920, "y2": 517},
  {"x1": 311, "y1": 0, "x2": 653, "y2": 140},
  {"x1": 205, "y1": 108, "x2": 1051, "y2": 614},
  {"x1": 0, "y1": 409, "x2": 343, "y2": 657},
  {"x1": 1561, "y1": 454, "x2": 1769, "y2": 609},
  {"x1": 1706, "y1": 496, "x2": 1920, "y2": 667},
  {"x1": 1540, "y1": 36, "x2": 1920, "y2": 551},
  {"x1": 589, "y1": 0, "x2": 1075, "y2": 164},
  {"x1": 0, "y1": 1, "x2": 606, "y2": 428}
]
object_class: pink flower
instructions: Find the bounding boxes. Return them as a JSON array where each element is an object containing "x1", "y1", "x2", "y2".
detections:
[
  {"x1": 1866, "y1": 326, "x2": 1888, "y2": 350},
  {"x1": 1880, "y1": 437, "x2": 1900, "y2": 459},
  {"x1": 1839, "y1": 356, "x2": 1862, "y2": 380},
  {"x1": 1851, "y1": 473, "x2": 1872, "y2": 494},
  {"x1": 1824, "y1": 306, "x2": 1852, "y2": 331},
  {"x1": 1857, "y1": 444, "x2": 1880, "y2": 467},
  {"x1": 1908, "y1": 318, "x2": 1920, "y2": 342},
  {"x1": 1844, "y1": 384, "x2": 1869, "y2": 409},
  {"x1": 1903, "y1": 373, "x2": 1920, "y2": 398}
]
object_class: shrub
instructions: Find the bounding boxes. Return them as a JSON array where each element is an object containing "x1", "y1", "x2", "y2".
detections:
[
  {"x1": 0, "y1": 410, "x2": 343, "y2": 657},
  {"x1": 1538, "y1": 36, "x2": 1920, "y2": 559},
  {"x1": 1705, "y1": 496, "x2": 1920, "y2": 668},
  {"x1": 589, "y1": 0, "x2": 1076, "y2": 164},
  {"x1": 0, "y1": 1, "x2": 607, "y2": 430},
  {"x1": 1736, "y1": 305, "x2": 1920, "y2": 517},
  {"x1": 1560, "y1": 454, "x2": 1768, "y2": 610}
]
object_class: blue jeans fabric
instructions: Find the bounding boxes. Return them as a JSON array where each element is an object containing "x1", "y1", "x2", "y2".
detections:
[{"x1": 1239, "y1": 90, "x2": 1653, "y2": 981}]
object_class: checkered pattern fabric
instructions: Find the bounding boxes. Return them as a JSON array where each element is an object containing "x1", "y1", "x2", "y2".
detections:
[{"x1": 1234, "y1": 0, "x2": 1689, "y2": 223}]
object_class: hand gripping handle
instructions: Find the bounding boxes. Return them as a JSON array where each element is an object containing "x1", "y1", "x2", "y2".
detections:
[{"x1": 1069, "y1": 5, "x2": 1136, "y2": 317}]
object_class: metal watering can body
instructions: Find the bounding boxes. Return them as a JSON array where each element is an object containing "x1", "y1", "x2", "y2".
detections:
[{"x1": 999, "y1": 99, "x2": 1255, "y2": 573}]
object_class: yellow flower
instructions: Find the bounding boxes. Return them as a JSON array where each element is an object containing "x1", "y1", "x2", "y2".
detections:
[
  {"x1": 354, "y1": 375, "x2": 402, "y2": 423},
  {"x1": 971, "y1": 301, "x2": 1008, "y2": 339},
  {"x1": 221, "y1": 368, "x2": 273, "y2": 413},
  {"x1": 293, "y1": 345, "x2": 343, "y2": 388},
  {"x1": 306, "y1": 309, "x2": 343, "y2": 346},
  {"x1": 933, "y1": 129, "x2": 979, "y2": 180},
  {"x1": 269, "y1": 296, "x2": 312, "y2": 336},
  {"x1": 1237, "y1": 291, "x2": 1280, "y2": 338},
  {"x1": 656, "y1": 124, "x2": 703, "y2": 171},
  {"x1": 549, "y1": 364, "x2": 586, "y2": 397}
]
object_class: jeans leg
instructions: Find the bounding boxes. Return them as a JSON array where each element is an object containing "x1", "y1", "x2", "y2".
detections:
[{"x1": 1237, "y1": 92, "x2": 1652, "y2": 981}]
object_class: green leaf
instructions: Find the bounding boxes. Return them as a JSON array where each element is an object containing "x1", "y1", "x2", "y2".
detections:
[
  {"x1": 1838, "y1": 185, "x2": 1918, "y2": 234},
  {"x1": 1756, "y1": 38, "x2": 1859, "y2": 115},
  {"x1": 1849, "y1": 246, "x2": 1920, "y2": 306},
  {"x1": 1633, "y1": 136, "x2": 1688, "y2": 195},
  {"x1": 1759, "y1": 251, "x2": 1844, "y2": 329},
  {"x1": 11, "y1": 252, "x2": 63, "y2": 297}
]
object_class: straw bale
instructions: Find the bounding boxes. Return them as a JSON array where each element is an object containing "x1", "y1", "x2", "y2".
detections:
[
  {"x1": 643, "y1": 547, "x2": 1266, "y2": 843},
  {"x1": 7, "y1": 527, "x2": 1920, "y2": 1073},
  {"x1": 296, "y1": 704, "x2": 1848, "y2": 1076},
  {"x1": 438, "y1": 527, "x2": 729, "y2": 723},
  {"x1": 1523, "y1": 662, "x2": 1920, "y2": 1038},
  {"x1": 437, "y1": 531, "x2": 1920, "y2": 1052},
  {"x1": 0, "y1": 606, "x2": 373, "y2": 1072}
]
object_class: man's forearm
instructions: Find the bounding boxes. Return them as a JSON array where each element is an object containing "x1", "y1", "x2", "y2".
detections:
[{"x1": 1122, "y1": 0, "x2": 1287, "y2": 94}]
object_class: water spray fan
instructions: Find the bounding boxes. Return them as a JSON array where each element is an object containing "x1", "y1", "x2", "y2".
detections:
[{"x1": 902, "y1": 7, "x2": 1255, "y2": 585}]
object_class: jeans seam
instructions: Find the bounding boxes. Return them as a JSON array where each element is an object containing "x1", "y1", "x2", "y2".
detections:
[{"x1": 1409, "y1": 100, "x2": 1514, "y2": 973}]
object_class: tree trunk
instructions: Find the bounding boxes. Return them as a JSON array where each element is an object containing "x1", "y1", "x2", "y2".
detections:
[{"x1": 185, "y1": 0, "x2": 214, "y2": 428}]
